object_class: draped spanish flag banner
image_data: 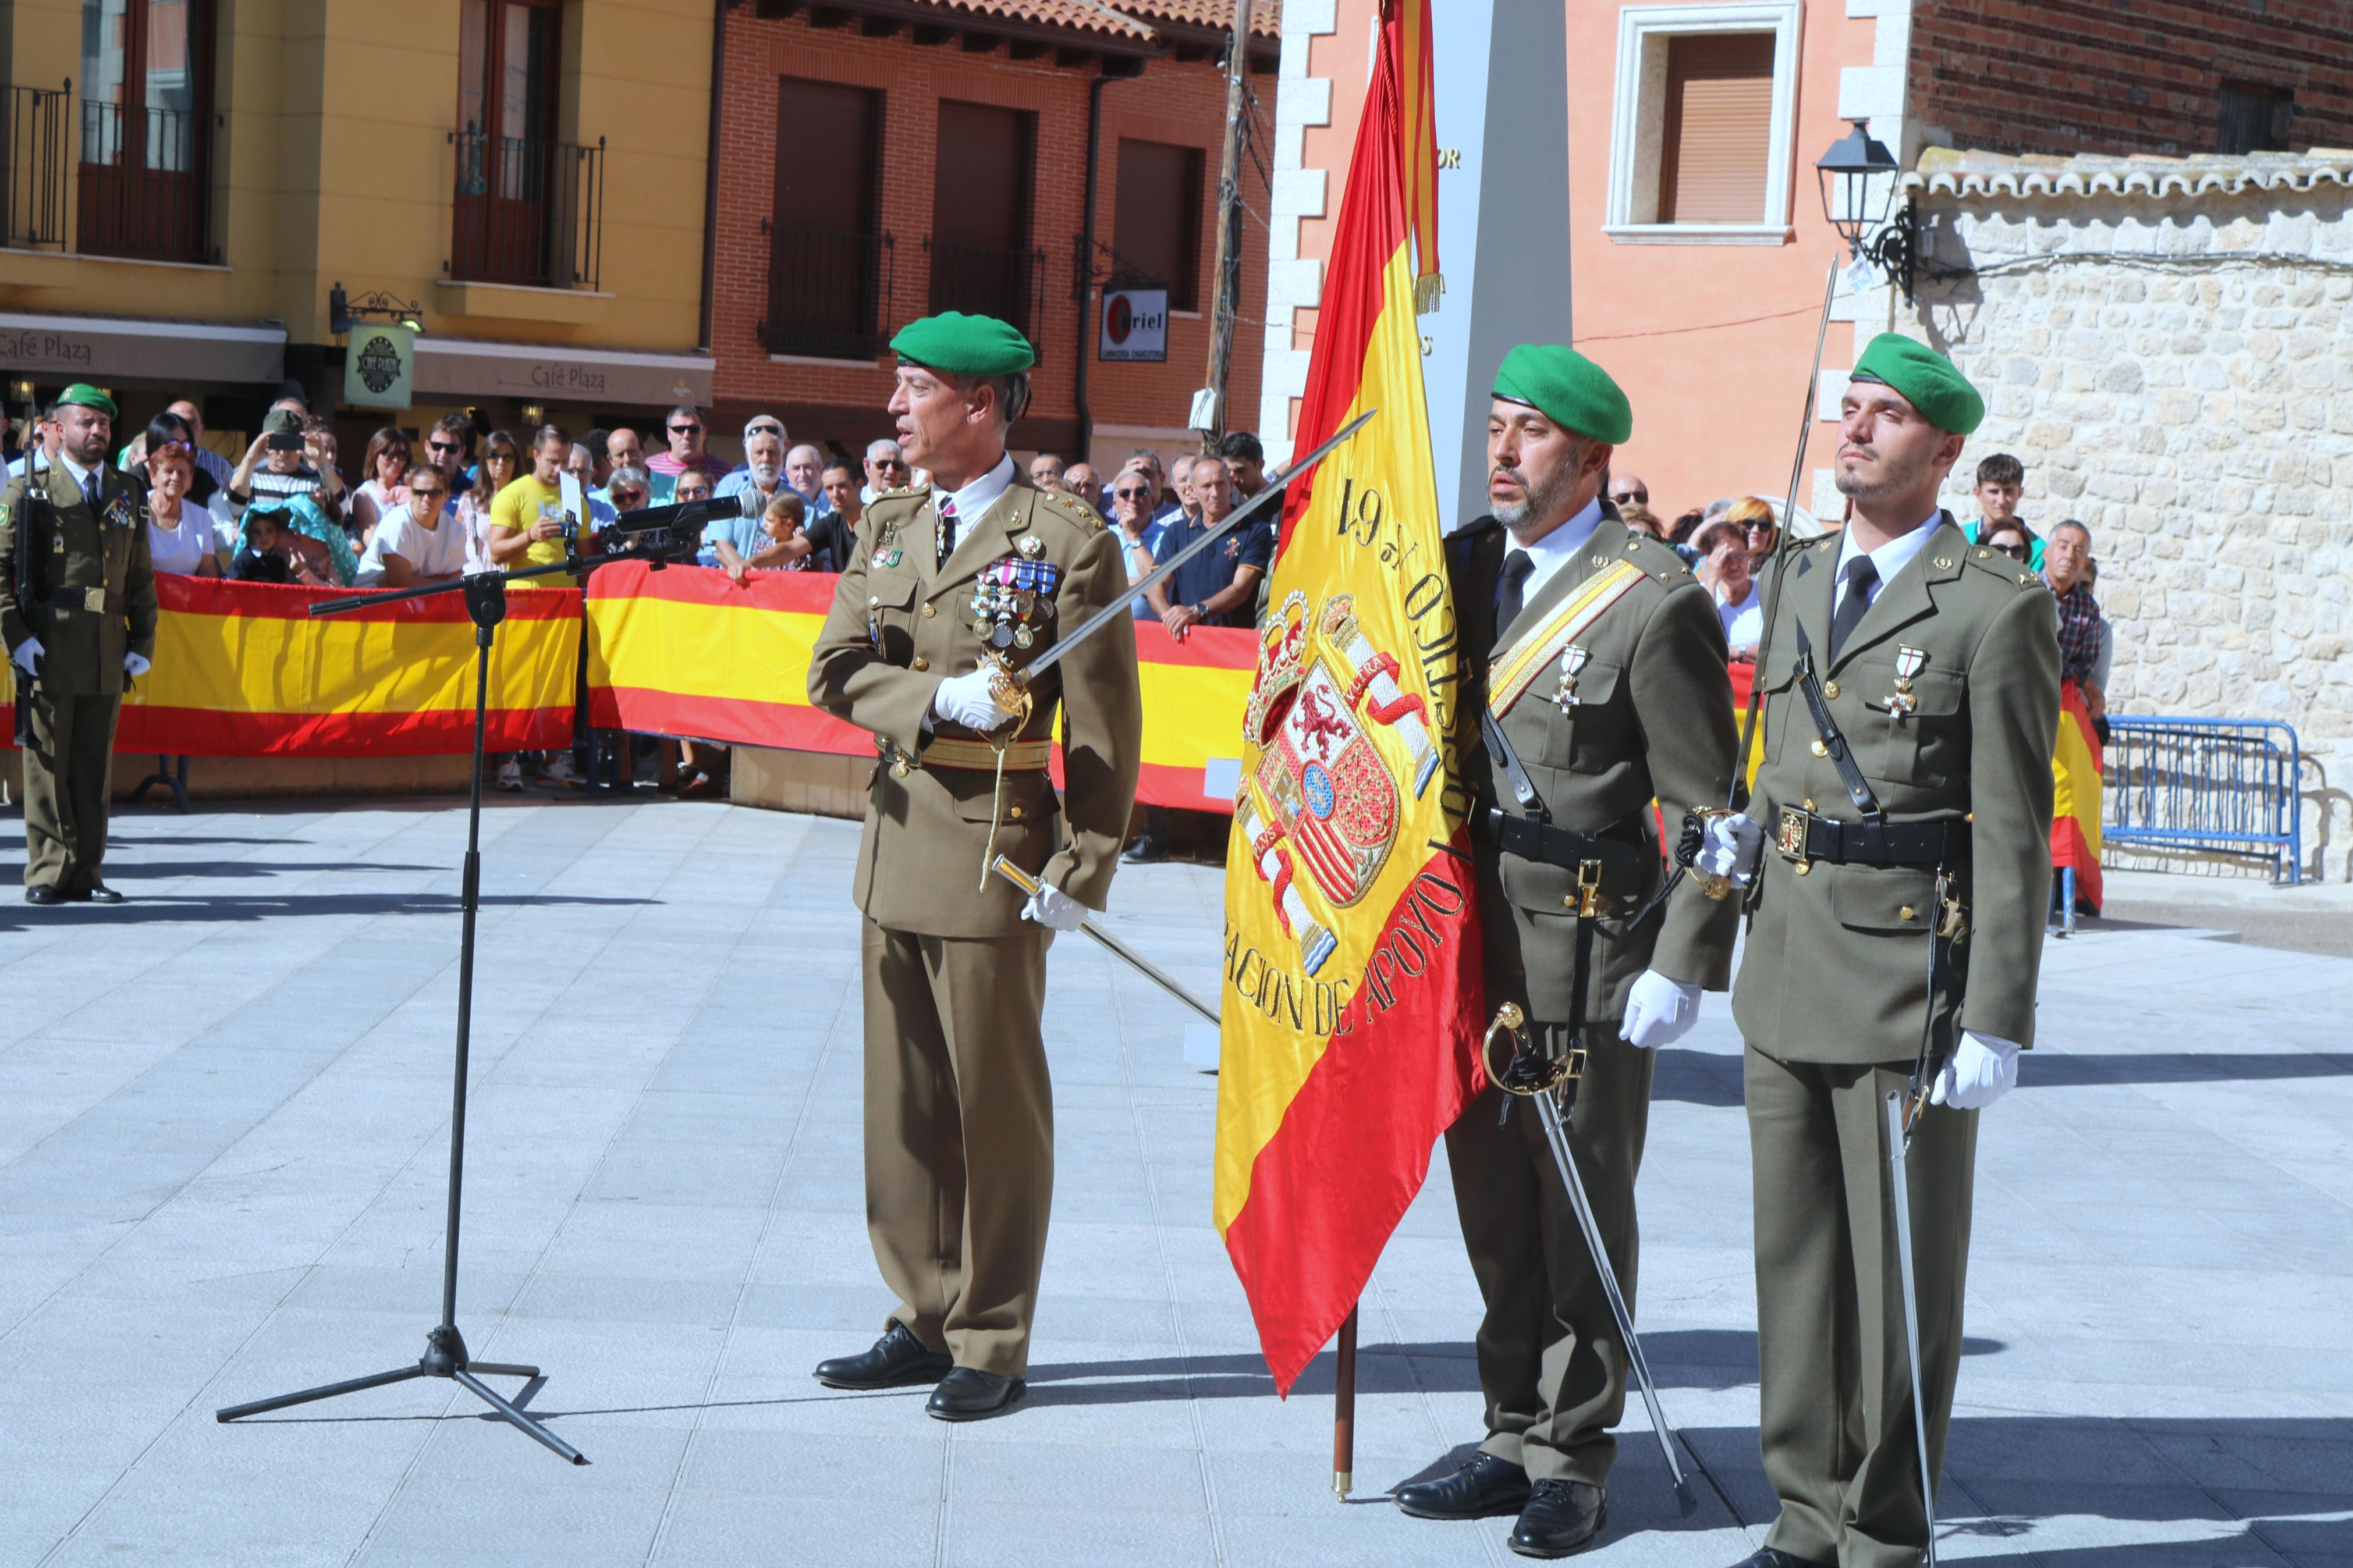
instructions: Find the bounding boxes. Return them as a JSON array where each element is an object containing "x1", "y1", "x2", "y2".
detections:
[
  {"x1": 2053, "y1": 679, "x2": 2104, "y2": 912},
  {"x1": 583, "y1": 562, "x2": 1259, "y2": 813},
  {"x1": 1214, "y1": 0, "x2": 1484, "y2": 1395},
  {"x1": 1, "y1": 576, "x2": 581, "y2": 755}
]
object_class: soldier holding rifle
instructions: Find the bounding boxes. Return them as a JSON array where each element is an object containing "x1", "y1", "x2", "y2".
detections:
[
  {"x1": 807, "y1": 313, "x2": 1142, "y2": 1423},
  {"x1": 2, "y1": 384, "x2": 158, "y2": 905},
  {"x1": 1397, "y1": 344, "x2": 1741, "y2": 1558},
  {"x1": 1700, "y1": 335, "x2": 2059, "y2": 1568}
]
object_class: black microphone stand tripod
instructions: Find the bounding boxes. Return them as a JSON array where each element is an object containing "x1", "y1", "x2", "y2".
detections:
[{"x1": 215, "y1": 534, "x2": 693, "y2": 1463}]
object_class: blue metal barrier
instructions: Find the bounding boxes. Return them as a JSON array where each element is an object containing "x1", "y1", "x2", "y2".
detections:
[{"x1": 2101, "y1": 716, "x2": 2302, "y2": 885}]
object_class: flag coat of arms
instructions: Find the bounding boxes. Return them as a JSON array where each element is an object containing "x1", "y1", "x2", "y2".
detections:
[{"x1": 1214, "y1": 0, "x2": 1484, "y2": 1395}]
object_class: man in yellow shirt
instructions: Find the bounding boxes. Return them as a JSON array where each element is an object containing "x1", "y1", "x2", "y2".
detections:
[{"x1": 485, "y1": 424, "x2": 577, "y2": 586}]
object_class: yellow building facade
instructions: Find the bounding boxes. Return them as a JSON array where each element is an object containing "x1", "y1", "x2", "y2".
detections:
[{"x1": 0, "y1": 0, "x2": 715, "y2": 460}]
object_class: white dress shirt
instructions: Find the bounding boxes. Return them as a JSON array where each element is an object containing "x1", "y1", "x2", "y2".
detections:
[
  {"x1": 1507, "y1": 496, "x2": 1607, "y2": 609},
  {"x1": 940, "y1": 453, "x2": 1016, "y2": 550},
  {"x1": 1832, "y1": 510, "x2": 1942, "y2": 619},
  {"x1": 54, "y1": 450, "x2": 99, "y2": 502}
]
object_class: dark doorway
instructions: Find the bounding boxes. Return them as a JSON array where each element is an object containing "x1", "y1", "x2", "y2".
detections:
[
  {"x1": 77, "y1": 0, "x2": 214, "y2": 262},
  {"x1": 765, "y1": 77, "x2": 888, "y2": 360},
  {"x1": 928, "y1": 101, "x2": 1039, "y2": 346}
]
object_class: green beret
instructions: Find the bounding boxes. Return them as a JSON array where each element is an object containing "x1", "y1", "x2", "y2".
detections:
[
  {"x1": 1849, "y1": 333, "x2": 1983, "y2": 435},
  {"x1": 1492, "y1": 343, "x2": 1631, "y2": 445},
  {"x1": 55, "y1": 383, "x2": 116, "y2": 419},
  {"x1": 890, "y1": 312, "x2": 1035, "y2": 376}
]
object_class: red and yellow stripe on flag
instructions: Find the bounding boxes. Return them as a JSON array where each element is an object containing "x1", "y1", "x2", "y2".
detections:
[
  {"x1": 582, "y1": 562, "x2": 1257, "y2": 812},
  {"x1": 2053, "y1": 678, "x2": 2103, "y2": 912},
  {"x1": 25, "y1": 575, "x2": 579, "y2": 755},
  {"x1": 1216, "y1": 0, "x2": 1484, "y2": 1395}
]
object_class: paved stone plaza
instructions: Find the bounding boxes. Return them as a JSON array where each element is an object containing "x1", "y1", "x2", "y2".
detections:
[{"x1": 1, "y1": 798, "x2": 2347, "y2": 1567}]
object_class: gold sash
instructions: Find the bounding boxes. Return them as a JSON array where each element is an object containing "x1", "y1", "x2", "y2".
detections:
[{"x1": 1486, "y1": 559, "x2": 1646, "y2": 716}]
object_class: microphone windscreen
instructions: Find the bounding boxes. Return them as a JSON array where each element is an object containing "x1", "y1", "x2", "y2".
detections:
[{"x1": 736, "y1": 488, "x2": 766, "y2": 518}]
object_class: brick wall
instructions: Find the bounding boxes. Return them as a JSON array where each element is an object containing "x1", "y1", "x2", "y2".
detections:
[
  {"x1": 1911, "y1": 176, "x2": 2353, "y2": 877},
  {"x1": 1907, "y1": 0, "x2": 2353, "y2": 159},
  {"x1": 711, "y1": 9, "x2": 1267, "y2": 464}
]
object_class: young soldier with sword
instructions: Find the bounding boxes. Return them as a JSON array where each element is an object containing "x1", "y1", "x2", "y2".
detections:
[
  {"x1": 1697, "y1": 335, "x2": 2060, "y2": 1568},
  {"x1": 1394, "y1": 344, "x2": 1742, "y2": 1558}
]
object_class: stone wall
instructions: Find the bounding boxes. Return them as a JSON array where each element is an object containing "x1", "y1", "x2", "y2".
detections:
[{"x1": 1905, "y1": 155, "x2": 2353, "y2": 879}]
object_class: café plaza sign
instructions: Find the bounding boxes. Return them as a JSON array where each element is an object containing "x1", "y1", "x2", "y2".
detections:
[{"x1": 411, "y1": 337, "x2": 714, "y2": 407}]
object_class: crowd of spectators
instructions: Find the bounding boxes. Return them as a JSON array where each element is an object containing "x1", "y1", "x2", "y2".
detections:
[{"x1": 26, "y1": 383, "x2": 1295, "y2": 828}]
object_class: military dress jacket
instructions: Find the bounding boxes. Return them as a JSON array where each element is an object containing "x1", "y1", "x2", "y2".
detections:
[
  {"x1": 809, "y1": 472, "x2": 1142, "y2": 940},
  {"x1": 1448, "y1": 511, "x2": 1742, "y2": 1030},
  {"x1": 0, "y1": 461, "x2": 159, "y2": 698},
  {"x1": 1733, "y1": 515, "x2": 2060, "y2": 1064}
]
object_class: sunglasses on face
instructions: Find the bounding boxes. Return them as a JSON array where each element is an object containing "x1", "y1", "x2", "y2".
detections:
[
  {"x1": 1745, "y1": 521, "x2": 1774, "y2": 534},
  {"x1": 428, "y1": 439, "x2": 462, "y2": 453},
  {"x1": 1613, "y1": 489, "x2": 1647, "y2": 504},
  {"x1": 1115, "y1": 486, "x2": 1152, "y2": 501},
  {"x1": 669, "y1": 424, "x2": 701, "y2": 436},
  {"x1": 1992, "y1": 542, "x2": 2030, "y2": 560}
]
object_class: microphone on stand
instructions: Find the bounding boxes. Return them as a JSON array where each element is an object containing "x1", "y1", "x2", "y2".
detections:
[{"x1": 609, "y1": 490, "x2": 764, "y2": 533}]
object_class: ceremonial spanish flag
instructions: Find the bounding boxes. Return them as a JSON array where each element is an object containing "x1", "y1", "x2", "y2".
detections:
[{"x1": 1215, "y1": 0, "x2": 1484, "y2": 1395}]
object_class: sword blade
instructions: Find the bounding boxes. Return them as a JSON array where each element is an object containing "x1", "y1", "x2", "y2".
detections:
[
  {"x1": 1015, "y1": 407, "x2": 1379, "y2": 682},
  {"x1": 991, "y1": 856, "x2": 1220, "y2": 1025},
  {"x1": 1884, "y1": 1090, "x2": 1941, "y2": 1567},
  {"x1": 1531, "y1": 1089, "x2": 1699, "y2": 1516}
]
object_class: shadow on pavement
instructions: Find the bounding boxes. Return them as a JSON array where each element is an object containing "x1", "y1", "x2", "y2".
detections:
[{"x1": 0, "y1": 890, "x2": 658, "y2": 931}]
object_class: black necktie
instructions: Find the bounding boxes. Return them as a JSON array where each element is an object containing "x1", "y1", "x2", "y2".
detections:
[
  {"x1": 936, "y1": 496, "x2": 957, "y2": 569},
  {"x1": 1497, "y1": 548, "x2": 1534, "y2": 634},
  {"x1": 81, "y1": 470, "x2": 101, "y2": 511},
  {"x1": 1829, "y1": 555, "x2": 1879, "y2": 662}
]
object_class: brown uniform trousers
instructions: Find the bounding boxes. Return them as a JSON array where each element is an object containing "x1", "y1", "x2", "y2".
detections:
[
  {"x1": 810, "y1": 468, "x2": 1141, "y2": 1377},
  {"x1": 2, "y1": 463, "x2": 158, "y2": 895},
  {"x1": 1445, "y1": 511, "x2": 1740, "y2": 1485},
  {"x1": 1735, "y1": 519, "x2": 2058, "y2": 1567}
]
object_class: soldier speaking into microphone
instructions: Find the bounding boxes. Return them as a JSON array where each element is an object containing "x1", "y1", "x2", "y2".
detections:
[
  {"x1": 1397, "y1": 345, "x2": 1740, "y2": 1558},
  {"x1": 1699, "y1": 335, "x2": 2059, "y2": 1568},
  {"x1": 2, "y1": 384, "x2": 158, "y2": 905},
  {"x1": 807, "y1": 312, "x2": 1141, "y2": 1421}
]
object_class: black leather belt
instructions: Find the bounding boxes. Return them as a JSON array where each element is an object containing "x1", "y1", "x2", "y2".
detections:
[
  {"x1": 1481, "y1": 810, "x2": 1652, "y2": 901},
  {"x1": 1774, "y1": 808, "x2": 1965, "y2": 870}
]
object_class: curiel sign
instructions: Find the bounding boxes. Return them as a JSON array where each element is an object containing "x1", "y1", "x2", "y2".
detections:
[{"x1": 1098, "y1": 287, "x2": 1169, "y2": 363}]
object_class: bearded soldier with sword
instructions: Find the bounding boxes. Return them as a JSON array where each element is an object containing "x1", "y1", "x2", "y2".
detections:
[
  {"x1": 1699, "y1": 335, "x2": 2060, "y2": 1568},
  {"x1": 1396, "y1": 343, "x2": 1741, "y2": 1558}
]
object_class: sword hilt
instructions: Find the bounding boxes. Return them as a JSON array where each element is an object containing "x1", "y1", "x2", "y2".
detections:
[{"x1": 1481, "y1": 1003, "x2": 1585, "y2": 1098}]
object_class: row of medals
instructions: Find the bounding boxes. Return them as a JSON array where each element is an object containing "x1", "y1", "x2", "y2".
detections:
[{"x1": 974, "y1": 558, "x2": 1054, "y2": 650}]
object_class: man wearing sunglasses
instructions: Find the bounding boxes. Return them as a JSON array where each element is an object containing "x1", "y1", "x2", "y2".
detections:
[
  {"x1": 421, "y1": 414, "x2": 477, "y2": 502},
  {"x1": 647, "y1": 404, "x2": 730, "y2": 501},
  {"x1": 1606, "y1": 473, "x2": 1649, "y2": 510}
]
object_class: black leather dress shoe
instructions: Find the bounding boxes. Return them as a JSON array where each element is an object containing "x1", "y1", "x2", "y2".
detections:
[
  {"x1": 925, "y1": 1366, "x2": 1024, "y2": 1421},
  {"x1": 1726, "y1": 1549, "x2": 1831, "y2": 1568},
  {"x1": 1394, "y1": 1451, "x2": 1532, "y2": 1520},
  {"x1": 1510, "y1": 1480, "x2": 1606, "y2": 1558},
  {"x1": 84, "y1": 884, "x2": 125, "y2": 905},
  {"x1": 1120, "y1": 836, "x2": 1166, "y2": 864},
  {"x1": 812, "y1": 1323, "x2": 952, "y2": 1390},
  {"x1": 23, "y1": 886, "x2": 62, "y2": 906}
]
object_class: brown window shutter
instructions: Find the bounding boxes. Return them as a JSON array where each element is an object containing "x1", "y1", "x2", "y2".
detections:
[{"x1": 1658, "y1": 33, "x2": 1776, "y2": 224}]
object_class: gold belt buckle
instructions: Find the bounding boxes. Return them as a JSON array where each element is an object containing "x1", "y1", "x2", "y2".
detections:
[
  {"x1": 1568, "y1": 859, "x2": 1604, "y2": 918},
  {"x1": 84, "y1": 586, "x2": 107, "y2": 613},
  {"x1": 1776, "y1": 806, "x2": 1811, "y2": 871}
]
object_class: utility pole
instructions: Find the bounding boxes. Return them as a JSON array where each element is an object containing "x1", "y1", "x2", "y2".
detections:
[{"x1": 1192, "y1": 0, "x2": 1254, "y2": 452}]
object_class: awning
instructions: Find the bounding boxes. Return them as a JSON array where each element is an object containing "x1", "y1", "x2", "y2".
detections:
[
  {"x1": 411, "y1": 337, "x2": 714, "y2": 408},
  {"x1": 0, "y1": 312, "x2": 286, "y2": 386}
]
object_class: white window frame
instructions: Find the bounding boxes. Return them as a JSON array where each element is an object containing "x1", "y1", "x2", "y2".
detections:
[{"x1": 1603, "y1": 1, "x2": 1804, "y2": 245}]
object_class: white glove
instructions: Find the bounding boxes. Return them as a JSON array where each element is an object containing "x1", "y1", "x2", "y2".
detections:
[
  {"x1": 10, "y1": 637, "x2": 41, "y2": 675},
  {"x1": 1697, "y1": 813, "x2": 1766, "y2": 888},
  {"x1": 932, "y1": 667, "x2": 1014, "y2": 732},
  {"x1": 1021, "y1": 883, "x2": 1087, "y2": 931},
  {"x1": 1620, "y1": 969, "x2": 1703, "y2": 1050},
  {"x1": 123, "y1": 652, "x2": 151, "y2": 678},
  {"x1": 1931, "y1": 1030, "x2": 2022, "y2": 1110}
]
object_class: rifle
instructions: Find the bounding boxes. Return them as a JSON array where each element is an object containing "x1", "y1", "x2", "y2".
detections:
[{"x1": 9, "y1": 479, "x2": 45, "y2": 748}]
